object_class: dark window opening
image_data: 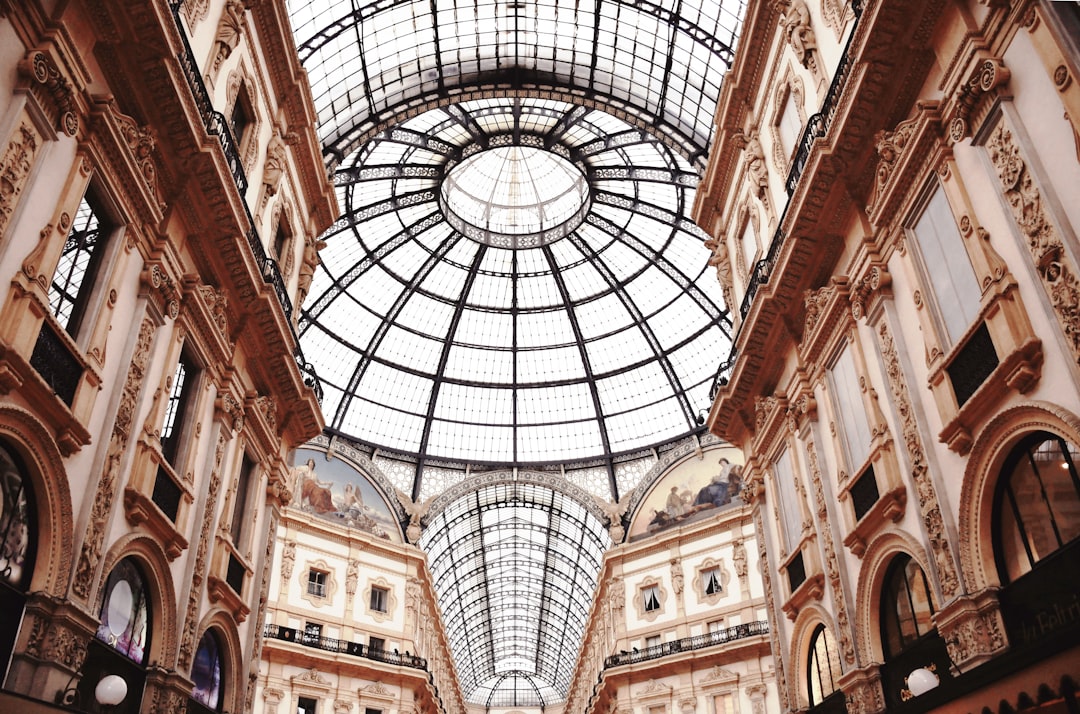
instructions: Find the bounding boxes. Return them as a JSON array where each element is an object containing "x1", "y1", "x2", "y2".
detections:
[
  {"x1": 850, "y1": 465, "x2": 880, "y2": 522},
  {"x1": 369, "y1": 585, "x2": 388, "y2": 613},
  {"x1": 297, "y1": 696, "x2": 318, "y2": 714},
  {"x1": 947, "y1": 321, "x2": 998, "y2": 407},
  {"x1": 703, "y1": 567, "x2": 722, "y2": 595},
  {"x1": 642, "y1": 585, "x2": 661, "y2": 612},
  {"x1": 308, "y1": 569, "x2": 328, "y2": 598}
]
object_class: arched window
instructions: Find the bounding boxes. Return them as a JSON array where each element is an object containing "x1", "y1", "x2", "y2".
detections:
[
  {"x1": 96, "y1": 559, "x2": 151, "y2": 664},
  {"x1": 78, "y1": 558, "x2": 153, "y2": 713},
  {"x1": 0, "y1": 441, "x2": 36, "y2": 679},
  {"x1": 880, "y1": 555, "x2": 934, "y2": 660},
  {"x1": 994, "y1": 432, "x2": 1080, "y2": 583},
  {"x1": 190, "y1": 629, "x2": 224, "y2": 712},
  {"x1": 807, "y1": 624, "x2": 841, "y2": 706}
]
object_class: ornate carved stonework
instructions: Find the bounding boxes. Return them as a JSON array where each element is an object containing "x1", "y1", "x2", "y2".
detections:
[
  {"x1": 73, "y1": 318, "x2": 156, "y2": 599},
  {"x1": 280, "y1": 539, "x2": 295, "y2": 583},
  {"x1": 114, "y1": 108, "x2": 161, "y2": 206},
  {"x1": 17, "y1": 51, "x2": 79, "y2": 137},
  {"x1": 935, "y1": 588, "x2": 1007, "y2": 671},
  {"x1": 248, "y1": 512, "x2": 279, "y2": 712},
  {"x1": 947, "y1": 58, "x2": 1011, "y2": 143},
  {"x1": 867, "y1": 116, "x2": 918, "y2": 213},
  {"x1": 210, "y1": 0, "x2": 245, "y2": 78},
  {"x1": 0, "y1": 122, "x2": 40, "y2": 239},
  {"x1": 850, "y1": 265, "x2": 890, "y2": 321},
  {"x1": 148, "y1": 264, "x2": 181, "y2": 319},
  {"x1": 180, "y1": 0, "x2": 211, "y2": 27},
  {"x1": 876, "y1": 320, "x2": 961, "y2": 599},
  {"x1": 754, "y1": 507, "x2": 788, "y2": 708},
  {"x1": 987, "y1": 122, "x2": 1080, "y2": 367},
  {"x1": 197, "y1": 284, "x2": 229, "y2": 339},
  {"x1": 804, "y1": 439, "x2": 857, "y2": 665},
  {"x1": 255, "y1": 395, "x2": 277, "y2": 431},
  {"x1": 178, "y1": 431, "x2": 227, "y2": 669}
]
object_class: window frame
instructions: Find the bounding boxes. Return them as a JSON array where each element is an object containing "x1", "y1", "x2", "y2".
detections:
[
  {"x1": 369, "y1": 585, "x2": 389, "y2": 613},
  {"x1": 307, "y1": 568, "x2": 329, "y2": 599},
  {"x1": 904, "y1": 181, "x2": 982, "y2": 349},
  {"x1": 879, "y1": 554, "x2": 936, "y2": 660},
  {"x1": 641, "y1": 584, "x2": 661, "y2": 612},
  {"x1": 807, "y1": 623, "x2": 841, "y2": 707}
]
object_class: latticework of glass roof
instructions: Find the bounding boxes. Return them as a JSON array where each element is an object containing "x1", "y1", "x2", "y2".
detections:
[
  {"x1": 287, "y1": 0, "x2": 745, "y2": 168},
  {"x1": 419, "y1": 482, "x2": 611, "y2": 707},
  {"x1": 285, "y1": 0, "x2": 748, "y2": 705},
  {"x1": 299, "y1": 97, "x2": 732, "y2": 496}
]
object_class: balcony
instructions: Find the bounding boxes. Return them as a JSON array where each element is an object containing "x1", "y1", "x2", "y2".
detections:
[
  {"x1": 603, "y1": 620, "x2": 769, "y2": 667},
  {"x1": 262, "y1": 624, "x2": 427, "y2": 670}
]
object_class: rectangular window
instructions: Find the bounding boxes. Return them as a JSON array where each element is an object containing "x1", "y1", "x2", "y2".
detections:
[
  {"x1": 307, "y1": 569, "x2": 328, "y2": 598},
  {"x1": 642, "y1": 584, "x2": 661, "y2": 612},
  {"x1": 365, "y1": 709, "x2": 383, "y2": 714},
  {"x1": 161, "y1": 354, "x2": 198, "y2": 465},
  {"x1": 274, "y1": 221, "x2": 290, "y2": 263},
  {"x1": 911, "y1": 185, "x2": 981, "y2": 345},
  {"x1": 369, "y1": 586, "x2": 388, "y2": 613},
  {"x1": 49, "y1": 192, "x2": 108, "y2": 336},
  {"x1": 645, "y1": 635, "x2": 661, "y2": 649},
  {"x1": 779, "y1": 90, "x2": 802, "y2": 160},
  {"x1": 740, "y1": 219, "x2": 757, "y2": 271},
  {"x1": 302, "y1": 622, "x2": 322, "y2": 645},
  {"x1": 829, "y1": 343, "x2": 873, "y2": 469},
  {"x1": 297, "y1": 696, "x2": 318, "y2": 714},
  {"x1": 773, "y1": 448, "x2": 804, "y2": 553},
  {"x1": 368, "y1": 636, "x2": 385, "y2": 651},
  {"x1": 703, "y1": 566, "x2": 722, "y2": 595},
  {"x1": 230, "y1": 456, "x2": 255, "y2": 545},
  {"x1": 230, "y1": 88, "x2": 252, "y2": 147},
  {"x1": 714, "y1": 694, "x2": 735, "y2": 714},
  {"x1": 708, "y1": 619, "x2": 725, "y2": 634}
]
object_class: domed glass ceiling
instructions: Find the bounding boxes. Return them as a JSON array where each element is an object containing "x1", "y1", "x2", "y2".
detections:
[
  {"x1": 285, "y1": 0, "x2": 746, "y2": 706},
  {"x1": 298, "y1": 97, "x2": 732, "y2": 478}
]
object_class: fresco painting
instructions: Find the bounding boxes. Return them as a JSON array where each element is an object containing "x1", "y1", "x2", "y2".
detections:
[
  {"x1": 288, "y1": 448, "x2": 402, "y2": 542},
  {"x1": 628, "y1": 448, "x2": 745, "y2": 540}
]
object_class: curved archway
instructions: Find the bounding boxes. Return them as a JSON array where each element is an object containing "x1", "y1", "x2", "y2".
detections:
[
  {"x1": 958, "y1": 401, "x2": 1080, "y2": 590},
  {"x1": 789, "y1": 604, "x2": 842, "y2": 710},
  {"x1": 188, "y1": 610, "x2": 243, "y2": 714},
  {"x1": 853, "y1": 529, "x2": 931, "y2": 664},
  {"x1": 0, "y1": 406, "x2": 73, "y2": 597}
]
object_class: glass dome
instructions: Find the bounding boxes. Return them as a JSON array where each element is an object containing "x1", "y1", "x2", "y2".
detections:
[
  {"x1": 298, "y1": 97, "x2": 732, "y2": 487},
  {"x1": 441, "y1": 145, "x2": 591, "y2": 247}
]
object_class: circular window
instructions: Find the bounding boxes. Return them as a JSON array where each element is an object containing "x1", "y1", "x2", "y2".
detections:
[{"x1": 440, "y1": 145, "x2": 590, "y2": 248}]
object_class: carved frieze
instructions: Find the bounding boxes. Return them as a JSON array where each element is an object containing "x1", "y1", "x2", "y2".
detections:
[
  {"x1": 0, "y1": 122, "x2": 40, "y2": 239},
  {"x1": 987, "y1": 121, "x2": 1080, "y2": 368},
  {"x1": 876, "y1": 320, "x2": 961, "y2": 599},
  {"x1": 947, "y1": 58, "x2": 1010, "y2": 143},
  {"x1": 17, "y1": 51, "x2": 79, "y2": 137},
  {"x1": 73, "y1": 318, "x2": 156, "y2": 600}
]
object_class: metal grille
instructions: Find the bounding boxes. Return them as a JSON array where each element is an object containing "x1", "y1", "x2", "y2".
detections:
[
  {"x1": 850, "y1": 465, "x2": 880, "y2": 522},
  {"x1": 30, "y1": 323, "x2": 82, "y2": 407},
  {"x1": 947, "y1": 321, "x2": 998, "y2": 407},
  {"x1": 226, "y1": 552, "x2": 245, "y2": 596},
  {"x1": 151, "y1": 468, "x2": 182, "y2": 522},
  {"x1": 787, "y1": 550, "x2": 807, "y2": 593}
]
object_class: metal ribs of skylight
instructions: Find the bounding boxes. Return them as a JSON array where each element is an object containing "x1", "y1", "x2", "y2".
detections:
[
  {"x1": 299, "y1": 209, "x2": 444, "y2": 332},
  {"x1": 413, "y1": 245, "x2": 490, "y2": 494},
  {"x1": 331, "y1": 233, "x2": 468, "y2": 426}
]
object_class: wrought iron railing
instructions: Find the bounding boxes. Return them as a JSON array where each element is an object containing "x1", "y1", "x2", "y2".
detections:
[
  {"x1": 708, "y1": 346, "x2": 739, "y2": 400},
  {"x1": 170, "y1": 7, "x2": 324, "y2": 401},
  {"x1": 263, "y1": 624, "x2": 428, "y2": 669},
  {"x1": 739, "y1": 226, "x2": 786, "y2": 320},
  {"x1": 30, "y1": 322, "x2": 83, "y2": 407},
  {"x1": 784, "y1": 1, "x2": 864, "y2": 196},
  {"x1": 603, "y1": 620, "x2": 769, "y2": 667}
]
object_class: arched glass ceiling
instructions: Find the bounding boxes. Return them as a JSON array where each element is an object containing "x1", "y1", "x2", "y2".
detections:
[
  {"x1": 419, "y1": 481, "x2": 611, "y2": 706},
  {"x1": 298, "y1": 97, "x2": 732, "y2": 493},
  {"x1": 286, "y1": 0, "x2": 746, "y2": 168}
]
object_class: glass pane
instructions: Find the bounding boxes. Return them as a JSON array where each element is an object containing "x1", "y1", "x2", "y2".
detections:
[{"x1": 191, "y1": 630, "x2": 223, "y2": 709}]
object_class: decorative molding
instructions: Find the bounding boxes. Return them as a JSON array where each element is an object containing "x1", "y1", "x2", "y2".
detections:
[
  {"x1": 299, "y1": 558, "x2": 338, "y2": 608},
  {"x1": 987, "y1": 121, "x2": 1080, "y2": 368},
  {"x1": 17, "y1": 50, "x2": 79, "y2": 137},
  {"x1": 0, "y1": 122, "x2": 41, "y2": 239},
  {"x1": 72, "y1": 317, "x2": 156, "y2": 600},
  {"x1": 946, "y1": 58, "x2": 1010, "y2": 143},
  {"x1": 804, "y1": 439, "x2": 857, "y2": 664},
  {"x1": 177, "y1": 432, "x2": 227, "y2": 669},
  {"x1": 875, "y1": 319, "x2": 961, "y2": 600}
]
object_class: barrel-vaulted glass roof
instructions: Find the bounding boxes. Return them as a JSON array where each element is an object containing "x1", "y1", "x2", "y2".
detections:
[
  {"x1": 286, "y1": 0, "x2": 746, "y2": 706},
  {"x1": 420, "y1": 481, "x2": 611, "y2": 707},
  {"x1": 287, "y1": 0, "x2": 745, "y2": 168}
]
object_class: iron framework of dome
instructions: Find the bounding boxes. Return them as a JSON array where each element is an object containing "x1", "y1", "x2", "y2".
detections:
[{"x1": 287, "y1": 0, "x2": 746, "y2": 706}]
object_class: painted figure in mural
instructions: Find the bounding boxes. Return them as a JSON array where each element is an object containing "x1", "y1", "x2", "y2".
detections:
[
  {"x1": 665, "y1": 486, "x2": 688, "y2": 519},
  {"x1": 693, "y1": 457, "x2": 734, "y2": 508},
  {"x1": 292, "y1": 458, "x2": 335, "y2": 514}
]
